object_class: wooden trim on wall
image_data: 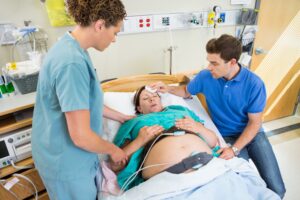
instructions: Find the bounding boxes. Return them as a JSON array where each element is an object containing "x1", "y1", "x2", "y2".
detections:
[
  {"x1": 265, "y1": 59, "x2": 300, "y2": 112},
  {"x1": 264, "y1": 75, "x2": 300, "y2": 121}
]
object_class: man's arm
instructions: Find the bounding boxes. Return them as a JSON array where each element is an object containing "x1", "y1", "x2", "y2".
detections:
[
  {"x1": 219, "y1": 112, "x2": 262, "y2": 160},
  {"x1": 168, "y1": 85, "x2": 191, "y2": 98},
  {"x1": 149, "y1": 82, "x2": 191, "y2": 98},
  {"x1": 65, "y1": 110, "x2": 127, "y2": 163},
  {"x1": 232, "y1": 112, "x2": 262, "y2": 151}
]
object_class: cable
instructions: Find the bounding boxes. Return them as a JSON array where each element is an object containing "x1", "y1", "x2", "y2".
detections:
[
  {"x1": 0, "y1": 178, "x2": 21, "y2": 199},
  {"x1": 13, "y1": 173, "x2": 38, "y2": 200},
  {"x1": 0, "y1": 171, "x2": 37, "y2": 199},
  {"x1": 10, "y1": 159, "x2": 34, "y2": 170},
  {"x1": 6, "y1": 189, "x2": 20, "y2": 199},
  {"x1": 16, "y1": 181, "x2": 35, "y2": 195},
  {"x1": 119, "y1": 161, "x2": 177, "y2": 195},
  {"x1": 120, "y1": 133, "x2": 175, "y2": 192}
]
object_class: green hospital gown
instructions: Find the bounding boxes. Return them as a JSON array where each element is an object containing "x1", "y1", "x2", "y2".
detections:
[{"x1": 114, "y1": 105, "x2": 204, "y2": 190}]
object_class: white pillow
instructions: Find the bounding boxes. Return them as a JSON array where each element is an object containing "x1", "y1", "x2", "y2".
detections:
[{"x1": 102, "y1": 92, "x2": 190, "y2": 142}]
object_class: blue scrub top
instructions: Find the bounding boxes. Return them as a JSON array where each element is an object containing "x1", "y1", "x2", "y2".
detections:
[
  {"x1": 32, "y1": 32, "x2": 103, "y2": 180},
  {"x1": 187, "y1": 66, "x2": 266, "y2": 137}
]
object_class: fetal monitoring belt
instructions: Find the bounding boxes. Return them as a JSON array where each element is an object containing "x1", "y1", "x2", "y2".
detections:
[{"x1": 165, "y1": 152, "x2": 213, "y2": 174}]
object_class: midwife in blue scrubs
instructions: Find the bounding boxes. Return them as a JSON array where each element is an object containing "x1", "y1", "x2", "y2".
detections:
[{"x1": 31, "y1": 0, "x2": 129, "y2": 199}]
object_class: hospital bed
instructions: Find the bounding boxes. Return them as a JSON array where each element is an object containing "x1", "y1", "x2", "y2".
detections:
[{"x1": 99, "y1": 74, "x2": 279, "y2": 200}]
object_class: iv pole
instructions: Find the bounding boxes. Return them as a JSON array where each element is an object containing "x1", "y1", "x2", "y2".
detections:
[
  {"x1": 167, "y1": 46, "x2": 177, "y2": 75},
  {"x1": 166, "y1": 25, "x2": 178, "y2": 75}
]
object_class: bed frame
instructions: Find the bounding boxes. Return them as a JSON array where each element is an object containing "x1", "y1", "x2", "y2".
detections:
[
  {"x1": 101, "y1": 74, "x2": 189, "y2": 92},
  {"x1": 101, "y1": 74, "x2": 209, "y2": 113}
]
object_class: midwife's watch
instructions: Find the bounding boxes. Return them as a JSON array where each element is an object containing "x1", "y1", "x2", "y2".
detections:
[{"x1": 231, "y1": 146, "x2": 240, "y2": 156}]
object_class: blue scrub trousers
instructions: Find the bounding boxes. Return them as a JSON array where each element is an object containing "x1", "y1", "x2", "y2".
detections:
[
  {"x1": 223, "y1": 131, "x2": 286, "y2": 199},
  {"x1": 40, "y1": 173, "x2": 98, "y2": 200}
]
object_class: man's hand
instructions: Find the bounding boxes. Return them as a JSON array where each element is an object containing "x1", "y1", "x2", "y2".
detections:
[
  {"x1": 217, "y1": 147, "x2": 235, "y2": 160},
  {"x1": 137, "y1": 125, "x2": 164, "y2": 146},
  {"x1": 149, "y1": 82, "x2": 169, "y2": 93}
]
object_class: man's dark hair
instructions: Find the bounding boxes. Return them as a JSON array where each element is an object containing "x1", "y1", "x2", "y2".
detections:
[{"x1": 206, "y1": 34, "x2": 242, "y2": 62}]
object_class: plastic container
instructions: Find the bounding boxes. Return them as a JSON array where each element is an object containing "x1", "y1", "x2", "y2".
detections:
[{"x1": 10, "y1": 72, "x2": 39, "y2": 94}]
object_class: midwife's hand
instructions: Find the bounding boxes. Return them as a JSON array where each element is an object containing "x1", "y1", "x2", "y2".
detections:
[
  {"x1": 119, "y1": 114, "x2": 135, "y2": 123},
  {"x1": 109, "y1": 158, "x2": 126, "y2": 172},
  {"x1": 149, "y1": 82, "x2": 169, "y2": 93},
  {"x1": 175, "y1": 116, "x2": 204, "y2": 133},
  {"x1": 137, "y1": 125, "x2": 164, "y2": 146},
  {"x1": 110, "y1": 146, "x2": 128, "y2": 166},
  {"x1": 217, "y1": 147, "x2": 235, "y2": 160}
]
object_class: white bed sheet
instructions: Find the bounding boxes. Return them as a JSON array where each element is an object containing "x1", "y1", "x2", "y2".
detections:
[
  {"x1": 101, "y1": 156, "x2": 278, "y2": 200},
  {"x1": 99, "y1": 92, "x2": 261, "y2": 200},
  {"x1": 183, "y1": 95, "x2": 226, "y2": 147}
]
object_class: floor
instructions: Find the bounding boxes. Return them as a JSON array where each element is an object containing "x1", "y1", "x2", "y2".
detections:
[{"x1": 263, "y1": 114, "x2": 300, "y2": 200}]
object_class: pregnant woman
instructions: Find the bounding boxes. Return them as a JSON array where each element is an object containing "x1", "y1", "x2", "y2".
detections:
[{"x1": 111, "y1": 86, "x2": 219, "y2": 190}]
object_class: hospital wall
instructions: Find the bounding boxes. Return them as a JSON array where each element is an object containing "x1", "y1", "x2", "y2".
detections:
[{"x1": 0, "y1": 0, "x2": 254, "y2": 81}]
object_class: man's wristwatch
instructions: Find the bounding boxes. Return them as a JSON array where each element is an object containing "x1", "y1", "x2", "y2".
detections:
[{"x1": 231, "y1": 146, "x2": 240, "y2": 156}]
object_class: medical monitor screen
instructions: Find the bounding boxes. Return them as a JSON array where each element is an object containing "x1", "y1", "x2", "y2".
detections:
[{"x1": 0, "y1": 141, "x2": 9, "y2": 159}]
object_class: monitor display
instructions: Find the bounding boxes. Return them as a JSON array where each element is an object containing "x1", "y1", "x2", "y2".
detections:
[{"x1": 0, "y1": 140, "x2": 9, "y2": 159}]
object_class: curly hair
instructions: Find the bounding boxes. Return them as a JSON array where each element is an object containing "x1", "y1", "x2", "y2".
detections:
[
  {"x1": 66, "y1": 0, "x2": 126, "y2": 27},
  {"x1": 206, "y1": 34, "x2": 242, "y2": 62}
]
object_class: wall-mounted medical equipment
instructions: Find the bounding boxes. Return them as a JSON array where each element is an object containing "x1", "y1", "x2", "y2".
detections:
[
  {"x1": 11, "y1": 26, "x2": 48, "y2": 62},
  {"x1": 0, "y1": 23, "x2": 17, "y2": 45},
  {"x1": 121, "y1": 9, "x2": 241, "y2": 35},
  {"x1": 1, "y1": 23, "x2": 47, "y2": 95},
  {"x1": 0, "y1": 127, "x2": 32, "y2": 169}
]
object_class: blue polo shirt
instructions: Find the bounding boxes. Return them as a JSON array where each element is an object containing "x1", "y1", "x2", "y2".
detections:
[
  {"x1": 187, "y1": 66, "x2": 266, "y2": 136},
  {"x1": 32, "y1": 32, "x2": 103, "y2": 180}
]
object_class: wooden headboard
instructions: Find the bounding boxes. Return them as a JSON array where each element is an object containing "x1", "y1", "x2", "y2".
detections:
[
  {"x1": 101, "y1": 73, "x2": 210, "y2": 115},
  {"x1": 101, "y1": 74, "x2": 189, "y2": 92}
]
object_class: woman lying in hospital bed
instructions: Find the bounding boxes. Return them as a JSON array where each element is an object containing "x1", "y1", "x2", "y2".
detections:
[
  {"x1": 102, "y1": 85, "x2": 280, "y2": 200},
  {"x1": 111, "y1": 85, "x2": 220, "y2": 188}
]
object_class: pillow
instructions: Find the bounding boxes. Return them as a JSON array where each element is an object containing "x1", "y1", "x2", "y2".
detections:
[
  {"x1": 102, "y1": 92, "x2": 190, "y2": 142},
  {"x1": 102, "y1": 92, "x2": 135, "y2": 142}
]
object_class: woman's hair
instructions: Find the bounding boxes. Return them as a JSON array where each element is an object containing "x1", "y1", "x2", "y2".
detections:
[
  {"x1": 133, "y1": 86, "x2": 146, "y2": 115},
  {"x1": 206, "y1": 34, "x2": 242, "y2": 62},
  {"x1": 66, "y1": 0, "x2": 126, "y2": 27}
]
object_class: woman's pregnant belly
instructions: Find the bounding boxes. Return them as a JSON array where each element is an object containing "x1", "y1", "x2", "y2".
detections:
[{"x1": 142, "y1": 134, "x2": 212, "y2": 179}]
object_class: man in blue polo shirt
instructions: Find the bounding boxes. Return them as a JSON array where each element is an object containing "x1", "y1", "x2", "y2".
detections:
[{"x1": 150, "y1": 34, "x2": 285, "y2": 199}]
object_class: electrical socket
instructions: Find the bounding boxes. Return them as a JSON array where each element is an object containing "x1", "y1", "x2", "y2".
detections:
[{"x1": 123, "y1": 15, "x2": 153, "y2": 33}]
